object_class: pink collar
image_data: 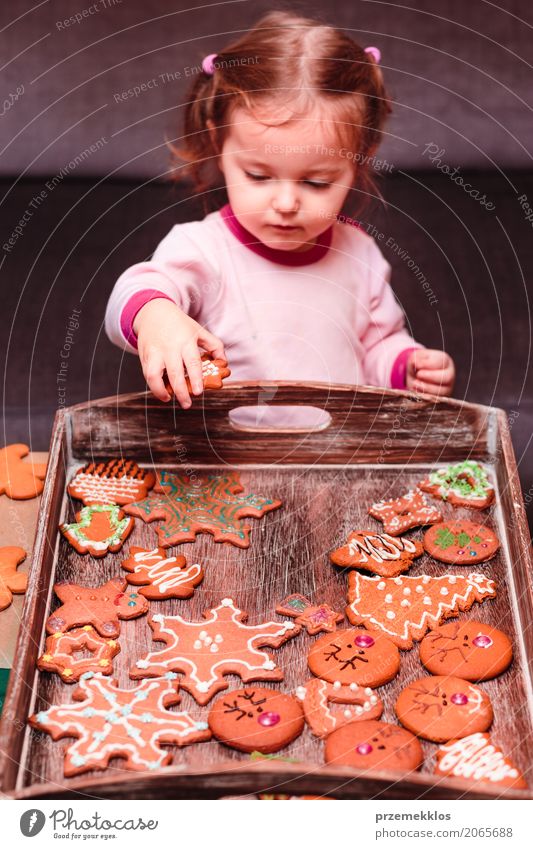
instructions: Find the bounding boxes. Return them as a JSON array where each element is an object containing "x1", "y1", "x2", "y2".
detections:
[{"x1": 220, "y1": 204, "x2": 332, "y2": 265}]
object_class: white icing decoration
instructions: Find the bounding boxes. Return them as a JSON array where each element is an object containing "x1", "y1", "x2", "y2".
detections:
[
  {"x1": 346, "y1": 532, "x2": 418, "y2": 564},
  {"x1": 386, "y1": 611, "x2": 395, "y2": 619},
  {"x1": 385, "y1": 593, "x2": 393, "y2": 603},
  {"x1": 441, "y1": 588, "x2": 449, "y2": 595},
  {"x1": 437, "y1": 733, "x2": 520, "y2": 784}
]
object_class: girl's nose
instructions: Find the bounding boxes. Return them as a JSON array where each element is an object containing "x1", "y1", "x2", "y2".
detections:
[{"x1": 272, "y1": 182, "x2": 300, "y2": 213}]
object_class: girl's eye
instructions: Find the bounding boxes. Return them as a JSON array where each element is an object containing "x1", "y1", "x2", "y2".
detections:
[
  {"x1": 244, "y1": 171, "x2": 331, "y2": 189},
  {"x1": 244, "y1": 171, "x2": 269, "y2": 181},
  {"x1": 305, "y1": 180, "x2": 331, "y2": 190}
]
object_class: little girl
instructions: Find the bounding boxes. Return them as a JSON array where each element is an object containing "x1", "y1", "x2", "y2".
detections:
[{"x1": 105, "y1": 11, "x2": 455, "y2": 424}]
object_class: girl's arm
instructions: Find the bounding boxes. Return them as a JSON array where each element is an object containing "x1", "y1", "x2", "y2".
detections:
[{"x1": 105, "y1": 226, "x2": 225, "y2": 407}]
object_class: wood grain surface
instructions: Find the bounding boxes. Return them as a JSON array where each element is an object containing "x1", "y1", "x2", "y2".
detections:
[{"x1": 1, "y1": 385, "x2": 532, "y2": 800}]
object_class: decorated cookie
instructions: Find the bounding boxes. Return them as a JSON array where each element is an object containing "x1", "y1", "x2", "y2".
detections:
[
  {"x1": 275, "y1": 594, "x2": 343, "y2": 635},
  {"x1": 164, "y1": 353, "x2": 231, "y2": 395},
  {"x1": 295, "y1": 679, "x2": 383, "y2": 738},
  {"x1": 0, "y1": 546, "x2": 27, "y2": 611},
  {"x1": 307, "y1": 628, "x2": 400, "y2": 687},
  {"x1": 419, "y1": 461, "x2": 495, "y2": 509},
  {"x1": 46, "y1": 577, "x2": 149, "y2": 638},
  {"x1": 59, "y1": 504, "x2": 134, "y2": 557},
  {"x1": 67, "y1": 459, "x2": 155, "y2": 506},
  {"x1": 346, "y1": 571, "x2": 497, "y2": 649},
  {"x1": 423, "y1": 521, "x2": 500, "y2": 565},
  {"x1": 434, "y1": 733, "x2": 527, "y2": 789},
  {"x1": 330, "y1": 531, "x2": 423, "y2": 578},
  {"x1": 29, "y1": 673, "x2": 211, "y2": 775},
  {"x1": 131, "y1": 598, "x2": 300, "y2": 705},
  {"x1": 0, "y1": 443, "x2": 47, "y2": 500},
  {"x1": 419, "y1": 620, "x2": 512, "y2": 681},
  {"x1": 37, "y1": 626, "x2": 120, "y2": 682},
  {"x1": 208, "y1": 687, "x2": 304, "y2": 753},
  {"x1": 124, "y1": 470, "x2": 281, "y2": 549},
  {"x1": 395, "y1": 675, "x2": 493, "y2": 742},
  {"x1": 121, "y1": 546, "x2": 204, "y2": 600},
  {"x1": 324, "y1": 720, "x2": 423, "y2": 772},
  {"x1": 369, "y1": 490, "x2": 442, "y2": 536}
]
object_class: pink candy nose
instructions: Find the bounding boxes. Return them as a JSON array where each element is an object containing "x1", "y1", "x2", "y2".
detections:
[
  {"x1": 355, "y1": 743, "x2": 373, "y2": 755},
  {"x1": 451, "y1": 692, "x2": 468, "y2": 706},
  {"x1": 258, "y1": 712, "x2": 280, "y2": 727},
  {"x1": 473, "y1": 634, "x2": 493, "y2": 648},
  {"x1": 355, "y1": 634, "x2": 375, "y2": 648}
]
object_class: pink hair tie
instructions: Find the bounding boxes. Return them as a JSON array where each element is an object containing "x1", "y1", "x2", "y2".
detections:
[
  {"x1": 202, "y1": 53, "x2": 218, "y2": 75},
  {"x1": 364, "y1": 46, "x2": 381, "y2": 64}
]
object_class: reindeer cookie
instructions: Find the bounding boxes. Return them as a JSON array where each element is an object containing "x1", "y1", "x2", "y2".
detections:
[
  {"x1": 395, "y1": 675, "x2": 493, "y2": 742},
  {"x1": 419, "y1": 621, "x2": 512, "y2": 681},
  {"x1": 325, "y1": 720, "x2": 423, "y2": 771},
  {"x1": 208, "y1": 687, "x2": 304, "y2": 753}
]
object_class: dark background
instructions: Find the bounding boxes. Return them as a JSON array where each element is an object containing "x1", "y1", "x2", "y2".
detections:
[{"x1": 1, "y1": 0, "x2": 532, "y2": 523}]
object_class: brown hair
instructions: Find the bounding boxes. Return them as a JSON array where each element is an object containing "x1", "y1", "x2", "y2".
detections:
[{"x1": 169, "y1": 10, "x2": 392, "y2": 214}]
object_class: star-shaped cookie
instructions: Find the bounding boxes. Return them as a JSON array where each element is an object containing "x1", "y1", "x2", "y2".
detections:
[
  {"x1": 275, "y1": 594, "x2": 343, "y2": 635},
  {"x1": 124, "y1": 470, "x2": 281, "y2": 548},
  {"x1": 46, "y1": 577, "x2": 149, "y2": 638},
  {"x1": 369, "y1": 489, "x2": 442, "y2": 535}
]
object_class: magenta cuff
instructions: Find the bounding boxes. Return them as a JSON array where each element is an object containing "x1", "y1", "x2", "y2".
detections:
[
  {"x1": 120, "y1": 290, "x2": 174, "y2": 348},
  {"x1": 390, "y1": 347, "x2": 420, "y2": 390}
]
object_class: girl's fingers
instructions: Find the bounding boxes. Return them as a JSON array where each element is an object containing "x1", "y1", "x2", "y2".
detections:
[
  {"x1": 198, "y1": 329, "x2": 226, "y2": 362},
  {"x1": 412, "y1": 380, "x2": 452, "y2": 397},
  {"x1": 182, "y1": 343, "x2": 204, "y2": 396},
  {"x1": 165, "y1": 357, "x2": 192, "y2": 409},
  {"x1": 414, "y1": 367, "x2": 454, "y2": 385},
  {"x1": 411, "y1": 349, "x2": 450, "y2": 371},
  {"x1": 142, "y1": 352, "x2": 171, "y2": 402}
]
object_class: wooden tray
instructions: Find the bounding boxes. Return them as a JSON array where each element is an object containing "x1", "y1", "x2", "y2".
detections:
[{"x1": 1, "y1": 382, "x2": 532, "y2": 800}]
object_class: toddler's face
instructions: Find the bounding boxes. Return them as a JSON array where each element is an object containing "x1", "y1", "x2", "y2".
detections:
[{"x1": 215, "y1": 106, "x2": 356, "y2": 252}]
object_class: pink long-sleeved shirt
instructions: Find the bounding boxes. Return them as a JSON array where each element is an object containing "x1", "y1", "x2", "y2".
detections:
[{"x1": 105, "y1": 204, "x2": 421, "y2": 426}]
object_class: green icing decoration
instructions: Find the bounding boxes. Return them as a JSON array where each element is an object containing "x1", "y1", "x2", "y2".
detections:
[
  {"x1": 434, "y1": 527, "x2": 456, "y2": 549},
  {"x1": 428, "y1": 460, "x2": 492, "y2": 500}
]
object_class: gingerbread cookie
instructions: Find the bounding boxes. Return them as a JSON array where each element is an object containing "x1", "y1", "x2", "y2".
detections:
[
  {"x1": 330, "y1": 531, "x2": 423, "y2": 577},
  {"x1": 395, "y1": 675, "x2": 493, "y2": 742},
  {"x1": 420, "y1": 620, "x2": 512, "y2": 681},
  {"x1": 164, "y1": 354, "x2": 231, "y2": 395},
  {"x1": 46, "y1": 577, "x2": 149, "y2": 638},
  {"x1": 37, "y1": 626, "x2": 120, "y2": 682},
  {"x1": 276, "y1": 594, "x2": 343, "y2": 635},
  {"x1": 29, "y1": 673, "x2": 211, "y2": 775},
  {"x1": 346, "y1": 571, "x2": 497, "y2": 649},
  {"x1": 324, "y1": 720, "x2": 423, "y2": 772},
  {"x1": 208, "y1": 687, "x2": 304, "y2": 753},
  {"x1": 59, "y1": 504, "x2": 134, "y2": 557},
  {"x1": 434, "y1": 733, "x2": 527, "y2": 789},
  {"x1": 295, "y1": 679, "x2": 383, "y2": 738},
  {"x1": 0, "y1": 546, "x2": 27, "y2": 611},
  {"x1": 419, "y1": 461, "x2": 494, "y2": 509},
  {"x1": 124, "y1": 470, "x2": 281, "y2": 549},
  {"x1": 423, "y1": 521, "x2": 500, "y2": 565},
  {"x1": 121, "y1": 546, "x2": 204, "y2": 600},
  {"x1": 132, "y1": 598, "x2": 300, "y2": 705},
  {"x1": 67, "y1": 459, "x2": 155, "y2": 506},
  {"x1": 307, "y1": 628, "x2": 400, "y2": 687},
  {"x1": 369, "y1": 490, "x2": 442, "y2": 535},
  {"x1": 0, "y1": 443, "x2": 47, "y2": 499}
]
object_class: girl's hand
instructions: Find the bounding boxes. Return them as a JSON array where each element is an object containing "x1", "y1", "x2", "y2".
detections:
[
  {"x1": 406, "y1": 349, "x2": 455, "y2": 397},
  {"x1": 133, "y1": 298, "x2": 225, "y2": 408}
]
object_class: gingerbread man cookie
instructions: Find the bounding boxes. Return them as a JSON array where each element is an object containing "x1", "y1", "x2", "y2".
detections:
[
  {"x1": 423, "y1": 521, "x2": 500, "y2": 565},
  {"x1": 164, "y1": 354, "x2": 231, "y2": 395},
  {"x1": 307, "y1": 628, "x2": 400, "y2": 687},
  {"x1": 131, "y1": 598, "x2": 300, "y2": 705},
  {"x1": 46, "y1": 577, "x2": 149, "y2": 638},
  {"x1": 330, "y1": 531, "x2": 423, "y2": 577},
  {"x1": 419, "y1": 461, "x2": 495, "y2": 509},
  {"x1": 419, "y1": 620, "x2": 513, "y2": 681},
  {"x1": 37, "y1": 626, "x2": 120, "y2": 682},
  {"x1": 369, "y1": 489, "x2": 442, "y2": 535},
  {"x1": 121, "y1": 546, "x2": 204, "y2": 600},
  {"x1": 124, "y1": 470, "x2": 281, "y2": 549},
  {"x1": 0, "y1": 444, "x2": 47, "y2": 500},
  {"x1": 29, "y1": 673, "x2": 211, "y2": 776},
  {"x1": 67, "y1": 459, "x2": 155, "y2": 506},
  {"x1": 324, "y1": 720, "x2": 424, "y2": 772},
  {"x1": 395, "y1": 675, "x2": 493, "y2": 742},
  {"x1": 295, "y1": 679, "x2": 383, "y2": 738},
  {"x1": 346, "y1": 571, "x2": 497, "y2": 649},
  {"x1": 60, "y1": 504, "x2": 134, "y2": 557},
  {"x1": 208, "y1": 687, "x2": 304, "y2": 753},
  {"x1": 275, "y1": 594, "x2": 343, "y2": 635},
  {"x1": 434, "y1": 733, "x2": 527, "y2": 789},
  {"x1": 0, "y1": 546, "x2": 27, "y2": 611}
]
